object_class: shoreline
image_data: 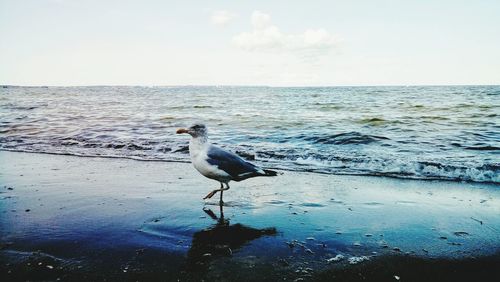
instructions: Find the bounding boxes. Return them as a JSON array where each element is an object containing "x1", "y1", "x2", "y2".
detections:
[
  {"x1": 1, "y1": 151, "x2": 499, "y2": 281},
  {"x1": 1, "y1": 149, "x2": 497, "y2": 185}
]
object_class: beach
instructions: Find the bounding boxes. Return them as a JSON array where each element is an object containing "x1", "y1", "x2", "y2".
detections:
[
  {"x1": 1, "y1": 150, "x2": 499, "y2": 281},
  {"x1": 2, "y1": 0, "x2": 500, "y2": 280}
]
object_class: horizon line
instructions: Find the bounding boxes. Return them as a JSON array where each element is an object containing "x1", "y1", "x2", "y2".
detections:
[{"x1": 2, "y1": 83, "x2": 500, "y2": 88}]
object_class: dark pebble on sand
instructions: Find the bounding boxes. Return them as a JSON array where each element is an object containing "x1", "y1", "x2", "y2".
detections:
[
  {"x1": 0, "y1": 242, "x2": 13, "y2": 250},
  {"x1": 279, "y1": 258, "x2": 289, "y2": 266}
]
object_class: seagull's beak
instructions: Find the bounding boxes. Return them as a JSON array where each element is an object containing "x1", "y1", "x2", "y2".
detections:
[{"x1": 176, "y1": 128, "x2": 189, "y2": 134}]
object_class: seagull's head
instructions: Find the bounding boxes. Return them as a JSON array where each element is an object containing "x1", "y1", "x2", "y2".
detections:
[{"x1": 176, "y1": 123, "x2": 207, "y2": 138}]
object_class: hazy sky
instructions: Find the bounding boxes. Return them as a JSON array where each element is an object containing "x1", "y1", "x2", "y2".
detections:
[{"x1": 1, "y1": 0, "x2": 499, "y2": 86}]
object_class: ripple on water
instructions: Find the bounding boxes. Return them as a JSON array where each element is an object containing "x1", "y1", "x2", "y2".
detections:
[
  {"x1": 362, "y1": 202, "x2": 384, "y2": 208},
  {"x1": 266, "y1": 200, "x2": 287, "y2": 205},
  {"x1": 204, "y1": 201, "x2": 258, "y2": 209},
  {"x1": 329, "y1": 199, "x2": 345, "y2": 204},
  {"x1": 138, "y1": 217, "x2": 194, "y2": 244},
  {"x1": 300, "y1": 203, "x2": 325, "y2": 208},
  {"x1": 394, "y1": 201, "x2": 417, "y2": 206}
]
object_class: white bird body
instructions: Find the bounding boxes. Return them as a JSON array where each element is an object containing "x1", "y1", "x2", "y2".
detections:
[
  {"x1": 177, "y1": 123, "x2": 277, "y2": 203},
  {"x1": 189, "y1": 137, "x2": 231, "y2": 182}
]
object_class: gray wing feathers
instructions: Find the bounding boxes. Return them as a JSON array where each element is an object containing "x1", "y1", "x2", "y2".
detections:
[{"x1": 206, "y1": 145, "x2": 262, "y2": 181}]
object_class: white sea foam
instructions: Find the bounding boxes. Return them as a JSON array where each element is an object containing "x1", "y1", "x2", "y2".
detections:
[
  {"x1": 326, "y1": 254, "x2": 345, "y2": 263},
  {"x1": 348, "y1": 256, "x2": 370, "y2": 264}
]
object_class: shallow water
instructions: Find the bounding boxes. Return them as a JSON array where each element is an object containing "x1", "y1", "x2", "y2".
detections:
[
  {"x1": 1, "y1": 85, "x2": 499, "y2": 183},
  {"x1": 1, "y1": 151, "x2": 499, "y2": 281}
]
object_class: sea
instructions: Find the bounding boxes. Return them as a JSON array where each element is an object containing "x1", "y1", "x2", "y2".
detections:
[{"x1": 1, "y1": 85, "x2": 498, "y2": 183}]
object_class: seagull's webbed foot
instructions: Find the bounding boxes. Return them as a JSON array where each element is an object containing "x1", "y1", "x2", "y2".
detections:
[
  {"x1": 203, "y1": 183, "x2": 225, "y2": 200},
  {"x1": 203, "y1": 190, "x2": 218, "y2": 199}
]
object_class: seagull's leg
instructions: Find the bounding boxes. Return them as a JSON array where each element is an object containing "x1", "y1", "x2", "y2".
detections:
[
  {"x1": 204, "y1": 183, "x2": 230, "y2": 201},
  {"x1": 219, "y1": 183, "x2": 230, "y2": 205},
  {"x1": 203, "y1": 182, "x2": 224, "y2": 200}
]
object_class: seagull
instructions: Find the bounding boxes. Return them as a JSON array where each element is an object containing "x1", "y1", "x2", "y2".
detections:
[{"x1": 176, "y1": 123, "x2": 277, "y2": 204}]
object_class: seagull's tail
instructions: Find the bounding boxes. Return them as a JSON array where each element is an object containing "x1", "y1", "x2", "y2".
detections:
[
  {"x1": 235, "y1": 168, "x2": 279, "y2": 181},
  {"x1": 262, "y1": 169, "x2": 278, "y2": 177}
]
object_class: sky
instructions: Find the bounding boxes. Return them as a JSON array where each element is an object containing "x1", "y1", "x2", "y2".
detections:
[{"x1": 1, "y1": 0, "x2": 499, "y2": 86}]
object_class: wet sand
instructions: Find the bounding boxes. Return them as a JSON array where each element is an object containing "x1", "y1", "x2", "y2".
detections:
[{"x1": 1, "y1": 151, "x2": 499, "y2": 281}]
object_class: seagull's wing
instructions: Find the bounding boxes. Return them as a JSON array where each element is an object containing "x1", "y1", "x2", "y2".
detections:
[{"x1": 206, "y1": 145, "x2": 263, "y2": 181}]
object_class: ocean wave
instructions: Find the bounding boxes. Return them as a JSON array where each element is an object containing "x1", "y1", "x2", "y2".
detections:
[
  {"x1": 290, "y1": 156, "x2": 499, "y2": 183},
  {"x1": 1, "y1": 85, "x2": 499, "y2": 184},
  {"x1": 356, "y1": 117, "x2": 389, "y2": 126},
  {"x1": 1, "y1": 128, "x2": 498, "y2": 183},
  {"x1": 464, "y1": 145, "x2": 500, "y2": 151},
  {"x1": 1, "y1": 143, "x2": 497, "y2": 183},
  {"x1": 301, "y1": 132, "x2": 389, "y2": 145}
]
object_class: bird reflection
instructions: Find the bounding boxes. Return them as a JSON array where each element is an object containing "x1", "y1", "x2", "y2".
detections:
[{"x1": 184, "y1": 204, "x2": 277, "y2": 275}]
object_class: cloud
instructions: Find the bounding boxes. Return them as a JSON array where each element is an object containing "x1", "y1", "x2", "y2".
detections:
[
  {"x1": 232, "y1": 11, "x2": 339, "y2": 59},
  {"x1": 251, "y1": 10, "x2": 272, "y2": 29},
  {"x1": 211, "y1": 10, "x2": 237, "y2": 26}
]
